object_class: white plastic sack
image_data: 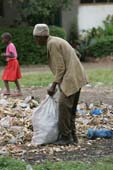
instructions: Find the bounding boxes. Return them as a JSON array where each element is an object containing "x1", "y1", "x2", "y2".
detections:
[{"x1": 31, "y1": 95, "x2": 59, "y2": 145}]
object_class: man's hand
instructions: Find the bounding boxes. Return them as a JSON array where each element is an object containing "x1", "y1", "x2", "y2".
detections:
[{"x1": 47, "y1": 82, "x2": 57, "y2": 96}]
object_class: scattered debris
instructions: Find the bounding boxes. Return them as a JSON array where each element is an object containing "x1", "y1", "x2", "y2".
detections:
[{"x1": 0, "y1": 95, "x2": 113, "y2": 163}]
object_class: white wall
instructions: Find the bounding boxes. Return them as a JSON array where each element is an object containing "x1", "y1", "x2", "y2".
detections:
[{"x1": 78, "y1": 4, "x2": 113, "y2": 33}]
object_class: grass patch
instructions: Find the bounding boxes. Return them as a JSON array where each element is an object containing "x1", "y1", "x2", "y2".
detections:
[
  {"x1": 0, "y1": 68, "x2": 113, "y2": 88},
  {"x1": 0, "y1": 156, "x2": 26, "y2": 170},
  {"x1": 20, "y1": 72, "x2": 53, "y2": 87},
  {"x1": 87, "y1": 68, "x2": 113, "y2": 86},
  {"x1": 0, "y1": 72, "x2": 53, "y2": 89},
  {"x1": 21, "y1": 68, "x2": 113, "y2": 87},
  {"x1": 0, "y1": 157, "x2": 113, "y2": 170},
  {"x1": 34, "y1": 161, "x2": 88, "y2": 170}
]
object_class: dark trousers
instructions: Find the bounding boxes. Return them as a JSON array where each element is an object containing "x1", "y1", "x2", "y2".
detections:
[{"x1": 58, "y1": 89, "x2": 81, "y2": 140}]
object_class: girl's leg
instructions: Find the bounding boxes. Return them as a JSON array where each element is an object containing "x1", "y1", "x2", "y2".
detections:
[
  {"x1": 15, "y1": 80, "x2": 22, "y2": 94},
  {"x1": 4, "y1": 80, "x2": 10, "y2": 94}
]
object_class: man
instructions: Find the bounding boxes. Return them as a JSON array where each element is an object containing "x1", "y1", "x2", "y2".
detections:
[{"x1": 33, "y1": 24, "x2": 88, "y2": 145}]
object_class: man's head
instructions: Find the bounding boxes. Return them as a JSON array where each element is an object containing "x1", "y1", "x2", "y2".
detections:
[
  {"x1": 1, "y1": 32, "x2": 12, "y2": 44},
  {"x1": 33, "y1": 24, "x2": 49, "y2": 45}
]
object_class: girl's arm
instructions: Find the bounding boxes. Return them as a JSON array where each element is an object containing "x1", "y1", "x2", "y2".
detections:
[{"x1": 1, "y1": 52, "x2": 14, "y2": 58}]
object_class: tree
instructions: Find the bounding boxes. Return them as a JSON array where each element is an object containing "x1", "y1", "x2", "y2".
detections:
[{"x1": 17, "y1": 0, "x2": 72, "y2": 25}]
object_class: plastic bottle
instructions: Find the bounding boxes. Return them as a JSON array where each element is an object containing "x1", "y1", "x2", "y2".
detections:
[{"x1": 26, "y1": 165, "x2": 33, "y2": 170}]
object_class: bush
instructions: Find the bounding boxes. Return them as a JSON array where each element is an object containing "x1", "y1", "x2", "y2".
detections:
[
  {"x1": 78, "y1": 15, "x2": 113, "y2": 58},
  {"x1": 50, "y1": 26, "x2": 67, "y2": 39},
  {"x1": 0, "y1": 26, "x2": 66, "y2": 65},
  {"x1": 88, "y1": 36, "x2": 113, "y2": 57}
]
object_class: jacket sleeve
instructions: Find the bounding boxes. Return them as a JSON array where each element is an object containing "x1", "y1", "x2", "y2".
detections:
[{"x1": 49, "y1": 43, "x2": 66, "y2": 84}]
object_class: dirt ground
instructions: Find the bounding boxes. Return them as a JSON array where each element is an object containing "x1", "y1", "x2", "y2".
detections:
[
  {"x1": 22, "y1": 86, "x2": 113, "y2": 105},
  {"x1": 21, "y1": 59, "x2": 113, "y2": 104},
  {"x1": 2, "y1": 61, "x2": 113, "y2": 164},
  {"x1": 18, "y1": 61, "x2": 113, "y2": 164},
  {"x1": 23, "y1": 139, "x2": 113, "y2": 165},
  {"x1": 18, "y1": 60, "x2": 113, "y2": 164},
  {"x1": 18, "y1": 56, "x2": 113, "y2": 73}
]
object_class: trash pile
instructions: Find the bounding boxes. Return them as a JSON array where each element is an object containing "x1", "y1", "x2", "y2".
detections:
[
  {"x1": 0, "y1": 95, "x2": 39, "y2": 156},
  {"x1": 77, "y1": 102, "x2": 113, "y2": 138},
  {"x1": 0, "y1": 95, "x2": 113, "y2": 159}
]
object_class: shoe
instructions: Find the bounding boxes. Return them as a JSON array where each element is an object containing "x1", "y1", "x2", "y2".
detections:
[
  {"x1": 72, "y1": 135, "x2": 78, "y2": 144},
  {"x1": 71, "y1": 132, "x2": 79, "y2": 144},
  {"x1": 54, "y1": 139, "x2": 73, "y2": 145},
  {"x1": 54, "y1": 135, "x2": 74, "y2": 145}
]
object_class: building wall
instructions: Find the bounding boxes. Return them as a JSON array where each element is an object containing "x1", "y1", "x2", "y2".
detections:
[
  {"x1": 78, "y1": 4, "x2": 113, "y2": 33},
  {"x1": 61, "y1": 0, "x2": 80, "y2": 38}
]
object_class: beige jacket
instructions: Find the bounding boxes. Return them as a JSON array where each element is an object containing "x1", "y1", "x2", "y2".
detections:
[{"x1": 47, "y1": 36, "x2": 88, "y2": 96}]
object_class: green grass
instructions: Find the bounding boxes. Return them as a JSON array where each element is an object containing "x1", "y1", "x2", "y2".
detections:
[
  {"x1": 0, "y1": 68, "x2": 113, "y2": 88},
  {"x1": 0, "y1": 72, "x2": 53, "y2": 88},
  {"x1": 87, "y1": 68, "x2": 113, "y2": 86},
  {"x1": 34, "y1": 161, "x2": 88, "y2": 170},
  {"x1": 0, "y1": 157, "x2": 113, "y2": 170},
  {"x1": 0, "y1": 157, "x2": 26, "y2": 170},
  {"x1": 20, "y1": 72, "x2": 53, "y2": 87}
]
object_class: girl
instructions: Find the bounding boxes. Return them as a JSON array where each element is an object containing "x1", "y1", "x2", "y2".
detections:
[{"x1": 1, "y1": 32, "x2": 22, "y2": 96}]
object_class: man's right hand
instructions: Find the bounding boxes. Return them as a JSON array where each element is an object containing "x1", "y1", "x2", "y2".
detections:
[{"x1": 47, "y1": 82, "x2": 57, "y2": 96}]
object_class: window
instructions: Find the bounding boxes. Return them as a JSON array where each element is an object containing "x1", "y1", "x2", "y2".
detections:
[
  {"x1": 96, "y1": 0, "x2": 107, "y2": 2},
  {"x1": 81, "y1": 0, "x2": 93, "y2": 3},
  {"x1": 0, "y1": 0, "x2": 4, "y2": 16},
  {"x1": 80, "y1": 0, "x2": 113, "y2": 3}
]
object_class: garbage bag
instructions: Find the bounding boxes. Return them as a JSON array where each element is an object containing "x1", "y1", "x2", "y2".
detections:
[
  {"x1": 87, "y1": 128, "x2": 113, "y2": 139},
  {"x1": 32, "y1": 95, "x2": 59, "y2": 145},
  {"x1": 91, "y1": 108, "x2": 103, "y2": 116}
]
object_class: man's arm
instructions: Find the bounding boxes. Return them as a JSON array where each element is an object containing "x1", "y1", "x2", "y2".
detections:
[{"x1": 48, "y1": 43, "x2": 65, "y2": 96}]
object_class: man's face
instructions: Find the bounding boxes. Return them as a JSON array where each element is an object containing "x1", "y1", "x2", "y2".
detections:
[{"x1": 34, "y1": 36, "x2": 47, "y2": 46}]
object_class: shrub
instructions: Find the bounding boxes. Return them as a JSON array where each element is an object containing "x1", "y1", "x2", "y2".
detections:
[
  {"x1": 0, "y1": 26, "x2": 66, "y2": 65},
  {"x1": 78, "y1": 15, "x2": 113, "y2": 58},
  {"x1": 88, "y1": 36, "x2": 113, "y2": 57},
  {"x1": 50, "y1": 26, "x2": 67, "y2": 39}
]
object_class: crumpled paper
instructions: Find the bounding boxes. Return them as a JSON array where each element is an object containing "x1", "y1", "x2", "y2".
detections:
[
  {"x1": 0, "y1": 96, "x2": 38, "y2": 147},
  {"x1": 0, "y1": 95, "x2": 113, "y2": 160}
]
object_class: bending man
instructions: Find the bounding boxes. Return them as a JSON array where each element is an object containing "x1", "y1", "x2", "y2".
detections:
[{"x1": 33, "y1": 24, "x2": 88, "y2": 145}]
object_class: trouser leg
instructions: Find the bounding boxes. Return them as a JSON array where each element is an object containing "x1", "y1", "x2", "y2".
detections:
[
  {"x1": 71, "y1": 89, "x2": 81, "y2": 142},
  {"x1": 59, "y1": 93, "x2": 72, "y2": 139},
  {"x1": 58, "y1": 90, "x2": 81, "y2": 140},
  {"x1": 59, "y1": 90, "x2": 80, "y2": 141}
]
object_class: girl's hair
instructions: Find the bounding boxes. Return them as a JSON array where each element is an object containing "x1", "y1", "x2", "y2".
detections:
[{"x1": 1, "y1": 32, "x2": 12, "y2": 40}]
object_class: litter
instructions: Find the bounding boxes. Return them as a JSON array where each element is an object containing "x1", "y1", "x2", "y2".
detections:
[
  {"x1": 87, "y1": 128, "x2": 113, "y2": 139},
  {"x1": 0, "y1": 94, "x2": 113, "y2": 158},
  {"x1": 91, "y1": 108, "x2": 103, "y2": 116},
  {"x1": 0, "y1": 116, "x2": 12, "y2": 128},
  {"x1": 26, "y1": 165, "x2": 33, "y2": 170}
]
